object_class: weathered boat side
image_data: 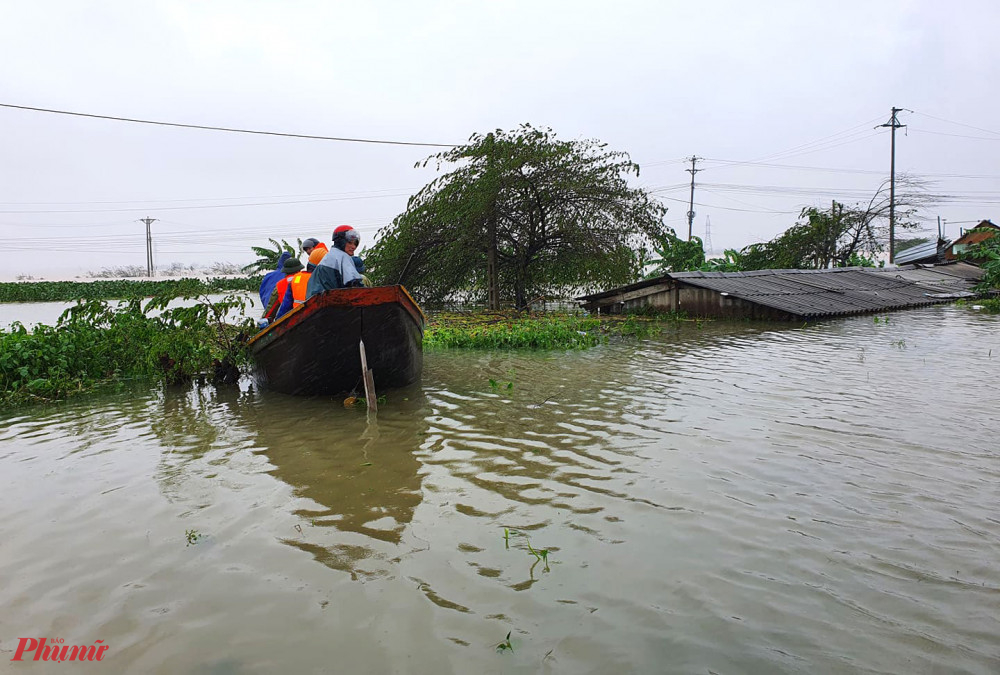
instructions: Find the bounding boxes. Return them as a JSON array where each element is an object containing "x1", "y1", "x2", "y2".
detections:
[{"x1": 248, "y1": 285, "x2": 424, "y2": 396}]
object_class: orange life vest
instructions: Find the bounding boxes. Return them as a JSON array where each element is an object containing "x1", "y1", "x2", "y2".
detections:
[
  {"x1": 290, "y1": 270, "x2": 311, "y2": 305},
  {"x1": 263, "y1": 274, "x2": 294, "y2": 320}
]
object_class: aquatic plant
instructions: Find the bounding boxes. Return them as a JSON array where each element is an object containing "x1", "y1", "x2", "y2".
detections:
[
  {"x1": 185, "y1": 529, "x2": 203, "y2": 546},
  {"x1": 978, "y1": 299, "x2": 1000, "y2": 314},
  {"x1": 496, "y1": 631, "x2": 514, "y2": 653},
  {"x1": 424, "y1": 311, "x2": 670, "y2": 350},
  {"x1": 502, "y1": 528, "x2": 551, "y2": 571},
  {"x1": 0, "y1": 293, "x2": 254, "y2": 408}
]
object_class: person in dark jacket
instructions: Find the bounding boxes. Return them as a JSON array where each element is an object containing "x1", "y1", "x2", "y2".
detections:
[
  {"x1": 263, "y1": 257, "x2": 304, "y2": 322},
  {"x1": 258, "y1": 251, "x2": 292, "y2": 307},
  {"x1": 306, "y1": 227, "x2": 364, "y2": 299}
]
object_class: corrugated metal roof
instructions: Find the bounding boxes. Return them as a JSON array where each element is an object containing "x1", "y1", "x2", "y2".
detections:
[
  {"x1": 895, "y1": 239, "x2": 946, "y2": 265},
  {"x1": 668, "y1": 263, "x2": 983, "y2": 317},
  {"x1": 868, "y1": 263, "x2": 982, "y2": 295}
]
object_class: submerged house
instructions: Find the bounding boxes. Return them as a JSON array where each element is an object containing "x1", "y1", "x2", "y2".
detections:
[
  {"x1": 577, "y1": 262, "x2": 984, "y2": 321},
  {"x1": 945, "y1": 220, "x2": 998, "y2": 261}
]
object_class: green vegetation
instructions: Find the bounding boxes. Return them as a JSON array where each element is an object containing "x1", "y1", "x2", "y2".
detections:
[
  {"x1": 645, "y1": 232, "x2": 706, "y2": 276},
  {"x1": 980, "y1": 299, "x2": 1000, "y2": 313},
  {"x1": 424, "y1": 311, "x2": 679, "y2": 349},
  {"x1": 0, "y1": 294, "x2": 254, "y2": 408},
  {"x1": 649, "y1": 180, "x2": 930, "y2": 274},
  {"x1": 0, "y1": 277, "x2": 261, "y2": 303},
  {"x1": 959, "y1": 227, "x2": 1000, "y2": 293},
  {"x1": 185, "y1": 529, "x2": 204, "y2": 546},
  {"x1": 367, "y1": 124, "x2": 667, "y2": 308},
  {"x1": 244, "y1": 238, "x2": 301, "y2": 274},
  {"x1": 496, "y1": 631, "x2": 514, "y2": 654}
]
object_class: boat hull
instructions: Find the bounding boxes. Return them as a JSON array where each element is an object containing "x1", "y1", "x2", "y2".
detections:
[{"x1": 248, "y1": 285, "x2": 424, "y2": 396}]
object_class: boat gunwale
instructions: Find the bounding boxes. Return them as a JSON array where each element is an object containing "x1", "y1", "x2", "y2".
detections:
[{"x1": 247, "y1": 285, "x2": 424, "y2": 350}]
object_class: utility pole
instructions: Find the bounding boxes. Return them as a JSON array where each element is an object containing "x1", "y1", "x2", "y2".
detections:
[
  {"x1": 879, "y1": 108, "x2": 905, "y2": 264},
  {"x1": 686, "y1": 156, "x2": 701, "y2": 241},
  {"x1": 484, "y1": 133, "x2": 500, "y2": 310},
  {"x1": 139, "y1": 217, "x2": 157, "y2": 277}
]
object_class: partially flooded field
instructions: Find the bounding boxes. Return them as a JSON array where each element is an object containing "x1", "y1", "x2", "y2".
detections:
[{"x1": 1, "y1": 305, "x2": 997, "y2": 673}]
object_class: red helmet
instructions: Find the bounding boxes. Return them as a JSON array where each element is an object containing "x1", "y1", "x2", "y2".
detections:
[{"x1": 332, "y1": 225, "x2": 360, "y2": 245}]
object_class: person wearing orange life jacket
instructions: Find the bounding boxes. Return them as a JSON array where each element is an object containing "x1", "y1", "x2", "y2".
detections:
[
  {"x1": 275, "y1": 263, "x2": 312, "y2": 319},
  {"x1": 301, "y1": 237, "x2": 328, "y2": 260},
  {"x1": 306, "y1": 245, "x2": 327, "y2": 271},
  {"x1": 262, "y1": 257, "x2": 304, "y2": 322}
]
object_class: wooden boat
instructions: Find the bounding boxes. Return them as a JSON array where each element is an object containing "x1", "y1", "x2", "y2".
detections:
[{"x1": 247, "y1": 285, "x2": 425, "y2": 396}]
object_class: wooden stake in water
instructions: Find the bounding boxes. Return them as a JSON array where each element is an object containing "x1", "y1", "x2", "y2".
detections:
[{"x1": 359, "y1": 340, "x2": 377, "y2": 414}]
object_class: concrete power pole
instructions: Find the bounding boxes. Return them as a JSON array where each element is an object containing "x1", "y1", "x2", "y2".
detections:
[
  {"x1": 879, "y1": 108, "x2": 906, "y2": 264},
  {"x1": 686, "y1": 156, "x2": 701, "y2": 241},
  {"x1": 140, "y1": 217, "x2": 157, "y2": 277}
]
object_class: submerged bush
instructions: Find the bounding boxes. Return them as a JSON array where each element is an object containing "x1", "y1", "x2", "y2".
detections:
[{"x1": 0, "y1": 295, "x2": 254, "y2": 408}]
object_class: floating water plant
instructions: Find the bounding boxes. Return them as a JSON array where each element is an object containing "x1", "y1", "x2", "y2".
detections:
[
  {"x1": 496, "y1": 631, "x2": 514, "y2": 653},
  {"x1": 185, "y1": 529, "x2": 203, "y2": 546}
]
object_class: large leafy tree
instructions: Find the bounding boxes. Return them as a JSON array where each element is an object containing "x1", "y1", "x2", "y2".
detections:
[{"x1": 366, "y1": 125, "x2": 667, "y2": 308}]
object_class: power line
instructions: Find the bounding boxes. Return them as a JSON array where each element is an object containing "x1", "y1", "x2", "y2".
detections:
[
  {"x1": 909, "y1": 128, "x2": 1000, "y2": 142},
  {"x1": 0, "y1": 191, "x2": 415, "y2": 214},
  {"x1": 911, "y1": 110, "x2": 1000, "y2": 137},
  {"x1": 0, "y1": 102, "x2": 456, "y2": 148},
  {"x1": 0, "y1": 187, "x2": 419, "y2": 207}
]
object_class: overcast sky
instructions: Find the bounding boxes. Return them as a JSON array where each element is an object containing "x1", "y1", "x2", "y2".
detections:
[{"x1": 1, "y1": 0, "x2": 997, "y2": 280}]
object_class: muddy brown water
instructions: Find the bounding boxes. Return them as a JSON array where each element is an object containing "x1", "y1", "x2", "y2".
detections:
[{"x1": 1, "y1": 306, "x2": 998, "y2": 673}]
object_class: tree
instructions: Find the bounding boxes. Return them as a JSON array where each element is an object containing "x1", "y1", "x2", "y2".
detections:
[
  {"x1": 243, "y1": 239, "x2": 299, "y2": 274},
  {"x1": 366, "y1": 125, "x2": 667, "y2": 308},
  {"x1": 737, "y1": 177, "x2": 932, "y2": 271},
  {"x1": 959, "y1": 227, "x2": 1000, "y2": 291},
  {"x1": 646, "y1": 233, "x2": 706, "y2": 276}
]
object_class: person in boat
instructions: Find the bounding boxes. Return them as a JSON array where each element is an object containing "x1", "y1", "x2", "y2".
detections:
[
  {"x1": 306, "y1": 246, "x2": 327, "y2": 272},
  {"x1": 263, "y1": 256, "x2": 304, "y2": 322},
  {"x1": 333, "y1": 224, "x2": 373, "y2": 285},
  {"x1": 275, "y1": 255, "x2": 315, "y2": 320},
  {"x1": 258, "y1": 251, "x2": 292, "y2": 307},
  {"x1": 305, "y1": 227, "x2": 364, "y2": 299},
  {"x1": 301, "y1": 237, "x2": 328, "y2": 259}
]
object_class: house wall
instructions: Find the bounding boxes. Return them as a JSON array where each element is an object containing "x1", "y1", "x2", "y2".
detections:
[{"x1": 614, "y1": 282, "x2": 795, "y2": 320}]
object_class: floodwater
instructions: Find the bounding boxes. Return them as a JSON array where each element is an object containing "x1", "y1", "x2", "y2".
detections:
[{"x1": 1, "y1": 306, "x2": 998, "y2": 674}]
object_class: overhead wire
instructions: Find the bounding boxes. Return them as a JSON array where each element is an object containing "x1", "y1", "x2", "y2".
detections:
[{"x1": 0, "y1": 102, "x2": 456, "y2": 148}]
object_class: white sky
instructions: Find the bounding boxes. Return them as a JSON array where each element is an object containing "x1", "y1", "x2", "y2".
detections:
[{"x1": 1, "y1": 0, "x2": 997, "y2": 280}]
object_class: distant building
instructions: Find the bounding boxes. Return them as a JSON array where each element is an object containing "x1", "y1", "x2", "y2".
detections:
[{"x1": 945, "y1": 220, "x2": 999, "y2": 261}]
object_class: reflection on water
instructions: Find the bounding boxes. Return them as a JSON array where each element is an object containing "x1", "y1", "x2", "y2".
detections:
[
  {"x1": 152, "y1": 386, "x2": 428, "y2": 577},
  {"x1": 0, "y1": 306, "x2": 998, "y2": 674}
]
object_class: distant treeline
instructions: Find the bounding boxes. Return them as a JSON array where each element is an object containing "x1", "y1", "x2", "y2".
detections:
[{"x1": 0, "y1": 277, "x2": 262, "y2": 303}]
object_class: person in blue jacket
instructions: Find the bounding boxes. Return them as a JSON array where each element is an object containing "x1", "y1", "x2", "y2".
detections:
[
  {"x1": 258, "y1": 251, "x2": 292, "y2": 308},
  {"x1": 306, "y1": 227, "x2": 364, "y2": 300}
]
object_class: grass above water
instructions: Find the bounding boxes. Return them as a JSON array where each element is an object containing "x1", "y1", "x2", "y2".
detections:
[{"x1": 424, "y1": 310, "x2": 688, "y2": 349}]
